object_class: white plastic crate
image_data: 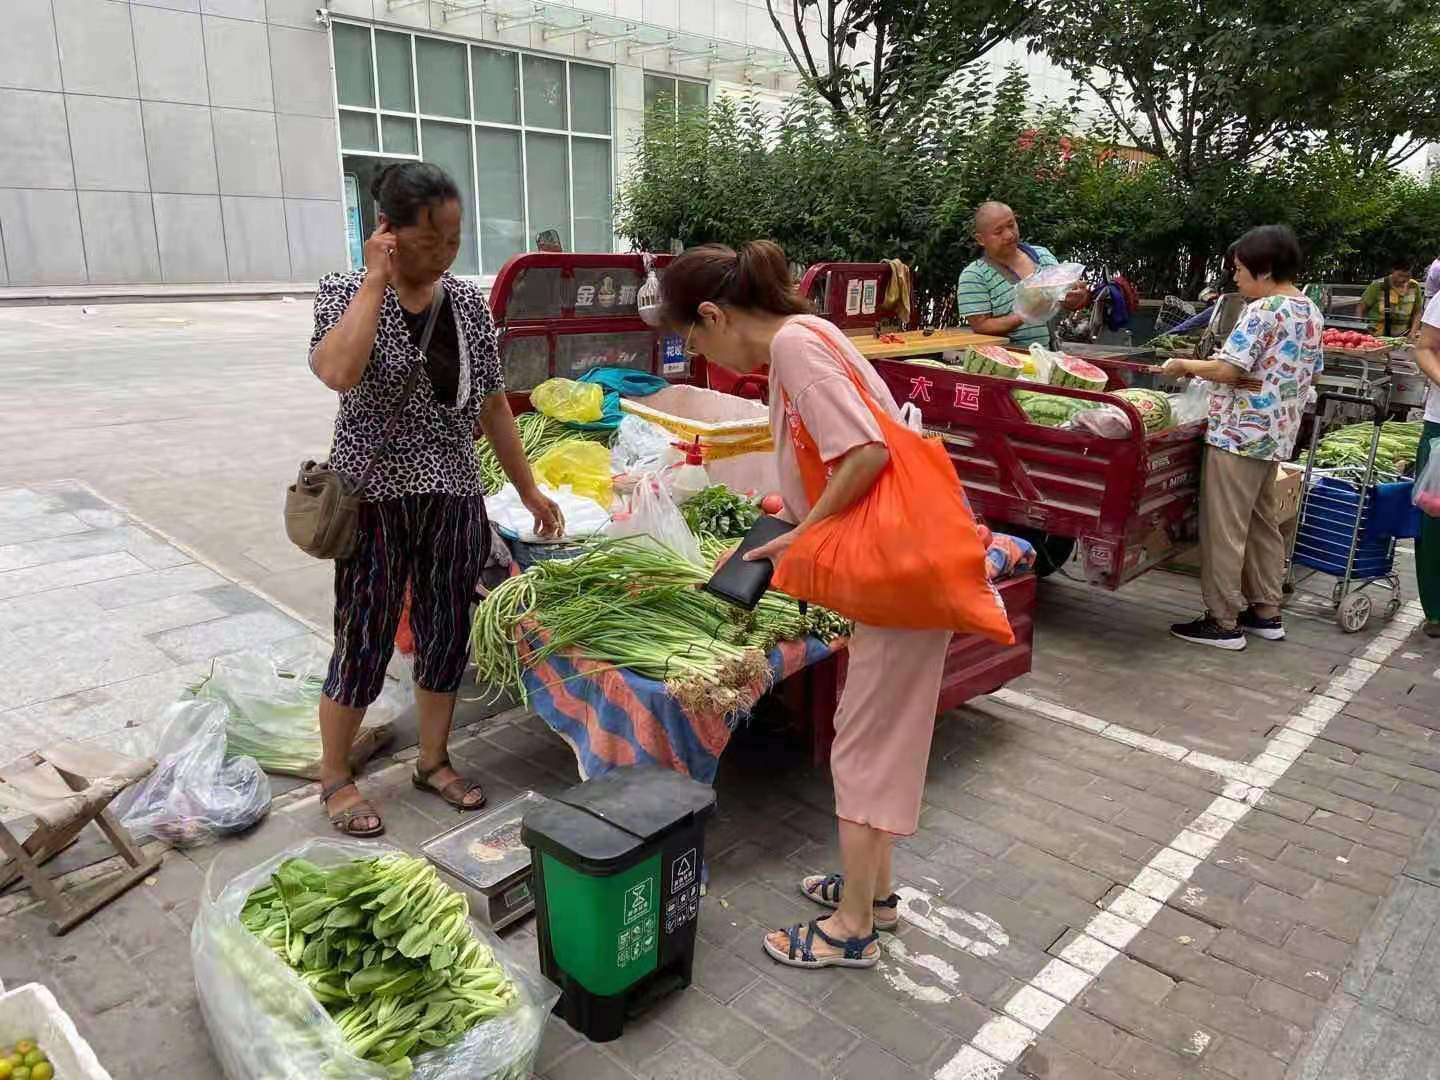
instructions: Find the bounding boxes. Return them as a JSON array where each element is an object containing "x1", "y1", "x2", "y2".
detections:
[{"x1": 0, "y1": 982, "x2": 113, "y2": 1080}]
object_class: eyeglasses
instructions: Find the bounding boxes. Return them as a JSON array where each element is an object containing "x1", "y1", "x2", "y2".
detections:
[{"x1": 682, "y1": 321, "x2": 699, "y2": 359}]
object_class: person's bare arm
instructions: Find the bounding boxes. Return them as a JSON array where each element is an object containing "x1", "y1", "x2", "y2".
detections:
[
  {"x1": 744, "y1": 443, "x2": 889, "y2": 563},
  {"x1": 1162, "y1": 356, "x2": 1252, "y2": 384},
  {"x1": 967, "y1": 312, "x2": 1026, "y2": 336},
  {"x1": 310, "y1": 225, "x2": 393, "y2": 392},
  {"x1": 478, "y1": 392, "x2": 563, "y2": 536},
  {"x1": 1416, "y1": 322, "x2": 1440, "y2": 389}
]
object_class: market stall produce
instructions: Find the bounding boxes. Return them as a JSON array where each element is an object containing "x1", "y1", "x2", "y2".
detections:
[{"x1": 1315, "y1": 420, "x2": 1424, "y2": 479}]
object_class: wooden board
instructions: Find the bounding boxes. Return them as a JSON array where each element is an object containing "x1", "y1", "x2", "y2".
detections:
[{"x1": 847, "y1": 328, "x2": 1005, "y2": 361}]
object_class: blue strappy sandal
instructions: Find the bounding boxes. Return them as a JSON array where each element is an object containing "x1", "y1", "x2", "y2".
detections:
[
  {"x1": 801, "y1": 874, "x2": 901, "y2": 931},
  {"x1": 763, "y1": 918, "x2": 881, "y2": 970}
]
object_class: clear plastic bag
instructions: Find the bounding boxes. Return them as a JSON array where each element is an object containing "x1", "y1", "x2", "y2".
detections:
[
  {"x1": 1068, "y1": 405, "x2": 1132, "y2": 439},
  {"x1": 1169, "y1": 378, "x2": 1213, "y2": 426},
  {"x1": 605, "y1": 471, "x2": 704, "y2": 564},
  {"x1": 191, "y1": 838, "x2": 559, "y2": 1080},
  {"x1": 1014, "y1": 262, "x2": 1086, "y2": 323},
  {"x1": 530, "y1": 440, "x2": 614, "y2": 508},
  {"x1": 530, "y1": 378, "x2": 604, "y2": 423},
  {"x1": 1414, "y1": 437, "x2": 1440, "y2": 516},
  {"x1": 114, "y1": 700, "x2": 270, "y2": 848},
  {"x1": 611, "y1": 414, "x2": 679, "y2": 475}
]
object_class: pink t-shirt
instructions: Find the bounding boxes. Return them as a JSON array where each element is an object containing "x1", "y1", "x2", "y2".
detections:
[{"x1": 767, "y1": 315, "x2": 899, "y2": 520}]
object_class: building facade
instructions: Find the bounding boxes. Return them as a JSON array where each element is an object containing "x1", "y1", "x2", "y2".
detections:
[{"x1": 0, "y1": 0, "x2": 802, "y2": 288}]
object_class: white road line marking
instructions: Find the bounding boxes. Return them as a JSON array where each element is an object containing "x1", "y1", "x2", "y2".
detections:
[{"x1": 935, "y1": 601, "x2": 1427, "y2": 1079}]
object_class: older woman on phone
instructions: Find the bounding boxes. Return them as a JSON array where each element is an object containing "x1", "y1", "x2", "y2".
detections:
[{"x1": 661, "y1": 241, "x2": 970, "y2": 971}]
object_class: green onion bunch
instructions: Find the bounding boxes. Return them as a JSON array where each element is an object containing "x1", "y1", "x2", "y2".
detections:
[
  {"x1": 474, "y1": 412, "x2": 611, "y2": 494},
  {"x1": 241, "y1": 853, "x2": 517, "y2": 1076}
]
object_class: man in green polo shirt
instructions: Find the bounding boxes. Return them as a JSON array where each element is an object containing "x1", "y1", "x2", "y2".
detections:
[{"x1": 956, "y1": 201, "x2": 1089, "y2": 347}]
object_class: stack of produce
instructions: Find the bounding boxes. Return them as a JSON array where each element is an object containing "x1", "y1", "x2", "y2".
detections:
[
  {"x1": 1146, "y1": 333, "x2": 1195, "y2": 353},
  {"x1": 0, "y1": 1039, "x2": 52, "y2": 1080},
  {"x1": 471, "y1": 539, "x2": 849, "y2": 716},
  {"x1": 1315, "y1": 421, "x2": 1424, "y2": 478},
  {"x1": 474, "y1": 412, "x2": 611, "y2": 495},
  {"x1": 1046, "y1": 354, "x2": 1109, "y2": 392},
  {"x1": 1114, "y1": 388, "x2": 1174, "y2": 433},
  {"x1": 1321, "y1": 328, "x2": 1388, "y2": 351},
  {"x1": 681, "y1": 485, "x2": 761, "y2": 541},
  {"x1": 960, "y1": 345, "x2": 1024, "y2": 378},
  {"x1": 1013, "y1": 390, "x2": 1091, "y2": 427},
  {"x1": 240, "y1": 853, "x2": 517, "y2": 1076}
]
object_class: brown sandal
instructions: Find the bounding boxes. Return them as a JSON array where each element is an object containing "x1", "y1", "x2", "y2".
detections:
[
  {"x1": 322, "y1": 778, "x2": 385, "y2": 838},
  {"x1": 412, "y1": 755, "x2": 487, "y2": 812}
]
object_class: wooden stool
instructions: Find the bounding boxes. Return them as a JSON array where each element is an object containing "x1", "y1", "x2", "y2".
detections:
[{"x1": 0, "y1": 742, "x2": 162, "y2": 935}]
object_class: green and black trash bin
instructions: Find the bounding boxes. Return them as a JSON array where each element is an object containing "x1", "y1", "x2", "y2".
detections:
[{"x1": 522, "y1": 764, "x2": 716, "y2": 1041}]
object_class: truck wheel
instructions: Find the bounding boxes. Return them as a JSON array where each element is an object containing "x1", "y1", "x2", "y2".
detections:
[{"x1": 1003, "y1": 527, "x2": 1076, "y2": 578}]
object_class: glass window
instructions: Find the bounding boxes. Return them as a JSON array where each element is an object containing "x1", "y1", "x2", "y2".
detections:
[
  {"x1": 339, "y1": 110, "x2": 378, "y2": 152},
  {"x1": 381, "y1": 115, "x2": 418, "y2": 156},
  {"x1": 476, "y1": 129, "x2": 525, "y2": 274},
  {"x1": 333, "y1": 23, "x2": 374, "y2": 108},
  {"x1": 416, "y1": 38, "x2": 468, "y2": 119},
  {"x1": 421, "y1": 120, "x2": 479, "y2": 274},
  {"x1": 644, "y1": 74, "x2": 675, "y2": 120},
  {"x1": 572, "y1": 138, "x2": 612, "y2": 253},
  {"x1": 525, "y1": 133, "x2": 570, "y2": 251},
  {"x1": 375, "y1": 31, "x2": 414, "y2": 112},
  {"x1": 569, "y1": 65, "x2": 610, "y2": 135},
  {"x1": 523, "y1": 55, "x2": 567, "y2": 130},
  {"x1": 678, "y1": 80, "x2": 708, "y2": 114},
  {"x1": 472, "y1": 47, "x2": 519, "y2": 125}
]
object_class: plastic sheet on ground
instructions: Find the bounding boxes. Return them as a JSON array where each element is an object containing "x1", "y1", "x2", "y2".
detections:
[{"x1": 192, "y1": 837, "x2": 558, "y2": 1080}]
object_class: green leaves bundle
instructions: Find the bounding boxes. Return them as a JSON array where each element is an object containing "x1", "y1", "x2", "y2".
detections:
[
  {"x1": 240, "y1": 854, "x2": 517, "y2": 1076},
  {"x1": 474, "y1": 412, "x2": 610, "y2": 495}
]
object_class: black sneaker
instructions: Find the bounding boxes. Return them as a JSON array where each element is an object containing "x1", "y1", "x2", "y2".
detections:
[
  {"x1": 1239, "y1": 608, "x2": 1286, "y2": 641},
  {"x1": 1170, "y1": 615, "x2": 1246, "y2": 651},
  {"x1": 1425, "y1": 620, "x2": 1440, "y2": 639}
]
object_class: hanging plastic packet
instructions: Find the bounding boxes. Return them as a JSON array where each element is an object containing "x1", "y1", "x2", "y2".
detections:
[{"x1": 638, "y1": 253, "x2": 664, "y2": 328}]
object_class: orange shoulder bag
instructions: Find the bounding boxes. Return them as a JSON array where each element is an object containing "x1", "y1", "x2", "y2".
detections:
[{"x1": 770, "y1": 329, "x2": 1015, "y2": 641}]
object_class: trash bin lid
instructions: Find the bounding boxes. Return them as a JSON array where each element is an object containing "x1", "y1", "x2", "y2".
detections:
[
  {"x1": 557, "y1": 764, "x2": 716, "y2": 843},
  {"x1": 522, "y1": 797, "x2": 643, "y2": 872}
]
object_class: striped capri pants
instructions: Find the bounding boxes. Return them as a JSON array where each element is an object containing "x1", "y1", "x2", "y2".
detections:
[{"x1": 323, "y1": 493, "x2": 487, "y2": 708}]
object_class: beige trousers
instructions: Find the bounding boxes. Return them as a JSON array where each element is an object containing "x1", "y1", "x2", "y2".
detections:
[{"x1": 1200, "y1": 445, "x2": 1286, "y2": 626}]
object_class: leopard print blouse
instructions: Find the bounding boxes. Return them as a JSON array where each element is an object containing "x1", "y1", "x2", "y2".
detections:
[{"x1": 310, "y1": 271, "x2": 504, "y2": 500}]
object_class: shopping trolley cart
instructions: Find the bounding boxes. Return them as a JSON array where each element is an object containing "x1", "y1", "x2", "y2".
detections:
[{"x1": 1286, "y1": 392, "x2": 1419, "y2": 632}]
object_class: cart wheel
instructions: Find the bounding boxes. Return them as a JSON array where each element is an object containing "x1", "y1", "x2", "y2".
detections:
[
  {"x1": 1001, "y1": 527, "x2": 1076, "y2": 579},
  {"x1": 1337, "y1": 593, "x2": 1372, "y2": 633},
  {"x1": 1385, "y1": 596, "x2": 1402, "y2": 620}
]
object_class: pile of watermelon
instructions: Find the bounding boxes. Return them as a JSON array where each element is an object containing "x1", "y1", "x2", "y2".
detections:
[
  {"x1": 1114, "y1": 388, "x2": 1173, "y2": 433},
  {"x1": 1047, "y1": 354, "x2": 1108, "y2": 393},
  {"x1": 1014, "y1": 390, "x2": 1092, "y2": 427},
  {"x1": 961, "y1": 344, "x2": 1025, "y2": 379}
]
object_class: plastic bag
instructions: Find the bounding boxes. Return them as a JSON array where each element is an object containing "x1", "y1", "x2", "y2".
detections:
[
  {"x1": 611, "y1": 414, "x2": 680, "y2": 475},
  {"x1": 899, "y1": 402, "x2": 925, "y2": 435},
  {"x1": 1068, "y1": 405, "x2": 1132, "y2": 439},
  {"x1": 1014, "y1": 262, "x2": 1086, "y2": 324},
  {"x1": 114, "y1": 700, "x2": 270, "y2": 847},
  {"x1": 1027, "y1": 343, "x2": 1062, "y2": 384},
  {"x1": 1414, "y1": 437, "x2": 1440, "y2": 516},
  {"x1": 530, "y1": 440, "x2": 614, "y2": 508},
  {"x1": 605, "y1": 471, "x2": 704, "y2": 564},
  {"x1": 1170, "y1": 378, "x2": 1213, "y2": 426},
  {"x1": 191, "y1": 837, "x2": 558, "y2": 1080},
  {"x1": 485, "y1": 481, "x2": 611, "y2": 541},
  {"x1": 530, "y1": 377, "x2": 604, "y2": 423}
]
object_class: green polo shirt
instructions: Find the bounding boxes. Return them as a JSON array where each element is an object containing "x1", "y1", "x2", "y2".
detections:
[{"x1": 956, "y1": 244, "x2": 1058, "y2": 348}]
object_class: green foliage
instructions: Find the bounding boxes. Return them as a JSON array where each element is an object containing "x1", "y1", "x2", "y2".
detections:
[{"x1": 616, "y1": 69, "x2": 1440, "y2": 302}]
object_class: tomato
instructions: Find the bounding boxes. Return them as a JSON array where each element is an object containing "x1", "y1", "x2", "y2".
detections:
[{"x1": 760, "y1": 493, "x2": 784, "y2": 515}]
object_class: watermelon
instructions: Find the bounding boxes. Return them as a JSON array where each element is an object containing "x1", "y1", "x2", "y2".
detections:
[
  {"x1": 962, "y1": 344, "x2": 1024, "y2": 379},
  {"x1": 1014, "y1": 390, "x2": 1091, "y2": 427},
  {"x1": 1114, "y1": 387, "x2": 1172, "y2": 434},
  {"x1": 1047, "y1": 354, "x2": 1108, "y2": 392}
]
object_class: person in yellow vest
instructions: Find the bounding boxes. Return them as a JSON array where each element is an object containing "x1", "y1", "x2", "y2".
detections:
[{"x1": 1360, "y1": 259, "x2": 1424, "y2": 337}]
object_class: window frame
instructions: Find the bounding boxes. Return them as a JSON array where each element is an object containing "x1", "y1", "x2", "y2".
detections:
[
  {"x1": 643, "y1": 72, "x2": 710, "y2": 125},
  {"x1": 329, "y1": 19, "x2": 615, "y2": 278}
]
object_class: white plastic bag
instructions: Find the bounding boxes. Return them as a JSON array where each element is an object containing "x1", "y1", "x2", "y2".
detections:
[
  {"x1": 1068, "y1": 405, "x2": 1132, "y2": 439},
  {"x1": 114, "y1": 700, "x2": 270, "y2": 847},
  {"x1": 1027, "y1": 343, "x2": 1061, "y2": 384},
  {"x1": 1014, "y1": 262, "x2": 1086, "y2": 323},
  {"x1": 1414, "y1": 437, "x2": 1440, "y2": 516},
  {"x1": 1169, "y1": 378, "x2": 1213, "y2": 426},
  {"x1": 191, "y1": 838, "x2": 558, "y2": 1080},
  {"x1": 610, "y1": 414, "x2": 676, "y2": 475},
  {"x1": 605, "y1": 471, "x2": 704, "y2": 564},
  {"x1": 485, "y1": 482, "x2": 610, "y2": 542},
  {"x1": 899, "y1": 402, "x2": 925, "y2": 434}
]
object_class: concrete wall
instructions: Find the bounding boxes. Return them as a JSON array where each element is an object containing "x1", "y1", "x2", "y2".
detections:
[{"x1": 0, "y1": 0, "x2": 347, "y2": 286}]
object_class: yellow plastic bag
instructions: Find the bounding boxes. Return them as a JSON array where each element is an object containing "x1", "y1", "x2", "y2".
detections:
[
  {"x1": 530, "y1": 378, "x2": 604, "y2": 423},
  {"x1": 531, "y1": 441, "x2": 614, "y2": 508}
]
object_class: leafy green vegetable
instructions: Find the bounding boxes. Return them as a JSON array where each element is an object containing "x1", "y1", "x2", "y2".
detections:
[
  {"x1": 680, "y1": 485, "x2": 761, "y2": 541},
  {"x1": 240, "y1": 853, "x2": 518, "y2": 1077},
  {"x1": 1315, "y1": 421, "x2": 1423, "y2": 479}
]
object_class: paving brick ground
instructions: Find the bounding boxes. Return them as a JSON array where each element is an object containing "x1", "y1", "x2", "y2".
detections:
[{"x1": 4, "y1": 301, "x2": 1440, "y2": 1079}]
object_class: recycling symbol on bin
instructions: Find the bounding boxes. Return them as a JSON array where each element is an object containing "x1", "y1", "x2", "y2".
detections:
[{"x1": 624, "y1": 879, "x2": 652, "y2": 925}]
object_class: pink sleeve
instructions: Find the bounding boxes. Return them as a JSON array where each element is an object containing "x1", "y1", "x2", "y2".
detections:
[{"x1": 774, "y1": 327, "x2": 885, "y2": 464}]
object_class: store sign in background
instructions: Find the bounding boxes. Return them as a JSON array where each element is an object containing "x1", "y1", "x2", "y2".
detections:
[{"x1": 344, "y1": 175, "x2": 364, "y2": 272}]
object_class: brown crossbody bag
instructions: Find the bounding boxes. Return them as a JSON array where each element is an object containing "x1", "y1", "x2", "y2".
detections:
[{"x1": 284, "y1": 287, "x2": 443, "y2": 560}]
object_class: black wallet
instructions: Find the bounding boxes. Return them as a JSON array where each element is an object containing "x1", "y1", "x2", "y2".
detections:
[{"x1": 702, "y1": 516, "x2": 796, "y2": 609}]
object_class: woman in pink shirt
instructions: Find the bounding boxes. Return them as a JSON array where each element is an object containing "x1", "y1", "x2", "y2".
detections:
[{"x1": 662, "y1": 242, "x2": 953, "y2": 971}]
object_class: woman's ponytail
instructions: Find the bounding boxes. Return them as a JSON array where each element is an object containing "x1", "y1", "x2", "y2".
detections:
[{"x1": 661, "y1": 240, "x2": 810, "y2": 326}]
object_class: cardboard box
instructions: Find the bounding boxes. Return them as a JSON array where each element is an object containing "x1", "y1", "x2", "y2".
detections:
[{"x1": 1274, "y1": 462, "x2": 1304, "y2": 525}]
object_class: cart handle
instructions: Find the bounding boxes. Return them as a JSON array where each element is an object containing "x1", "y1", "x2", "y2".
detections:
[{"x1": 1314, "y1": 391, "x2": 1385, "y2": 425}]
